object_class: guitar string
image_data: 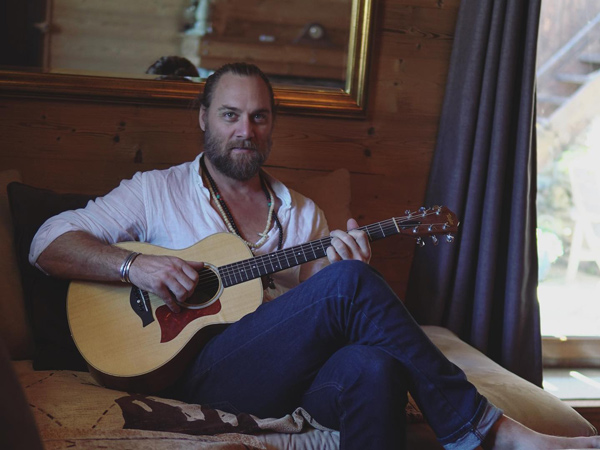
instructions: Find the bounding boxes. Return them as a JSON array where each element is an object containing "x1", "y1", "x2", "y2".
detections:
[
  {"x1": 146, "y1": 211, "x2": 453, "y2": 295},
  {"x1": 216, "y1": 212, "x2": 453, "y2": 284},
  {"x1": 196, "y1": 210, "x2": 449, "y2": 279},
  {"x1": 217, "y1": 223, "x2": 448, "y2": 282},
  {"x1": 187, "y1": 213, "x2": 454, "y2": 304},
  {"x1": 217, "y1": 213, "x2": 451, "y2": 279},
  {"x1": 218, "y1": 212, "x2": 450, "y2": 272}
]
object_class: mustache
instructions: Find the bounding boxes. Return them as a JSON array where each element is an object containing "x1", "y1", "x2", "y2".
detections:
[{"x1": 227, "y1": 140, "x2": 258, "y2": 151}]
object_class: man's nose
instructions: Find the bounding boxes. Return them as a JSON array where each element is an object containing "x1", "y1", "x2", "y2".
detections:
[{"x1": 236, "y1": 116, "x2": 255, "y2": 139}]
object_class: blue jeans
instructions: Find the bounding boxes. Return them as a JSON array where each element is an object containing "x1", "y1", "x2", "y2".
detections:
[{"x1": 175, "y1": 260, "x2": 502, "y2": 450}]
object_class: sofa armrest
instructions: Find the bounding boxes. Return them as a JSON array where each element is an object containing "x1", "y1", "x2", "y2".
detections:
[{"x1": 423, "y1": 325, "x2": 596, "y2": 437}]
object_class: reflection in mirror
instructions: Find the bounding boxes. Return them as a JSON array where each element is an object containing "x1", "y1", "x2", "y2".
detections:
[
  {"x1": 5, "y1": 0, "x2": 351, "y2": 89},
  {"x1": 0, "y1": 0, "x2": 373, "y2": 117}
]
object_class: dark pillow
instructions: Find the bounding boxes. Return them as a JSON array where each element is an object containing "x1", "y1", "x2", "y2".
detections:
[{"x1": 7, "y1": 182, "x2": 97, "y2": 371}]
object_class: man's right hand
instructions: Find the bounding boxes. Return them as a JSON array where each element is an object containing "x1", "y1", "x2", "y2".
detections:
[{"x1": 127, "y1": 255, "x2": 204, "y2": 313}]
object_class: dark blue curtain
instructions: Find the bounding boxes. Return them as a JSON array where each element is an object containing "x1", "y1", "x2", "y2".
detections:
[{"x1": 405, "y1": 0, "x2": 543, "y2": 386}]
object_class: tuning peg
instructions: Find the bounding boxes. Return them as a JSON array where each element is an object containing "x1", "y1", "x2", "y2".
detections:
[
  {"x1": 416, "y1": 237, "x2": 425, "y2": 247},
  {"x1": 405, "y1": 209, "x2": 412, "y2": 216},
  {"x1": 431, "y1": 235, "x2": 439, "y2": 246},
  {"x1": 434, "y1": 206, "x2": 442, "y2": 214},
  {"x1": 446, "y1": 234, "x2": 455, "y2": 243}
]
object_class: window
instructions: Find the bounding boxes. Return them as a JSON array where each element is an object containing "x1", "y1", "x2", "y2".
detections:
[{"x1": 536, "y1": 0, "x2": 600, "y2": 367}]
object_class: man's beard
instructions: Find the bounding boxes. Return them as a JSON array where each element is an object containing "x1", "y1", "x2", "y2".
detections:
[{"x1": 203, "y1": 125, "x2": 271, "y2": 181}]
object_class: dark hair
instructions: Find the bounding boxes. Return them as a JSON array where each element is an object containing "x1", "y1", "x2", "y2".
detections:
[
  {"x1": 200, "y1": 62, "x2": 276, "y2": 116},
  {"x1": 146, "y1": 56, "x2": 200, "y2": 78}
]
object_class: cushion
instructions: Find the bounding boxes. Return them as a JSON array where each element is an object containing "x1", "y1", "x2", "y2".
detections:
[
  {"x1": 7, "y1": 182, "x2": 96, "y2": 370},
  {"x1": 0, "y1": 170, "x2": 34, "y2": 360}
]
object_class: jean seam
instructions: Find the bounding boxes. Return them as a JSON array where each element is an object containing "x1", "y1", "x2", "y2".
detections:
[
  {"x1": 303, "y1": 381, "x2": 345, "y2": 397},
  {"x1": 437, "y1": 396, "x2": 487, "y2": 444}
]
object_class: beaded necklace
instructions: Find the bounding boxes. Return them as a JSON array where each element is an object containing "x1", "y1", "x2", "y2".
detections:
[{"x1": 201, "y1": 155, "x2": 283, "y2": 251}]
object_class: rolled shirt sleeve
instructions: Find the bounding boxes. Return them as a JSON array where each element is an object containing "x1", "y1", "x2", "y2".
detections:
[{"x1": 29, "y1": 174, "x2": 148, "y2": 268}]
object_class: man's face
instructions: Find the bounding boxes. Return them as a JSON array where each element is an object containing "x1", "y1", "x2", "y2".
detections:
[{"x1": 200, "y1": 73, "x2": 274, "y2": 181}]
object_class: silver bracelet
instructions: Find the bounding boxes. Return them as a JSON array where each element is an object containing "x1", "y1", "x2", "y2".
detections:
[{"x1": 119, "y1": 252, "x2": 141, "y2": 283}]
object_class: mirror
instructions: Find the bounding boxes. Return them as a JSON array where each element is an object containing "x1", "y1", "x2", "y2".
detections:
[{"x1": 0, "y1": 0, "x2": 373, "y2": 117}]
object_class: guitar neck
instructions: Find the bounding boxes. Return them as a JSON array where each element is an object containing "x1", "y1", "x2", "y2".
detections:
[{"x1": 217, "y1": 217, "x2": 415, "y2": 288}]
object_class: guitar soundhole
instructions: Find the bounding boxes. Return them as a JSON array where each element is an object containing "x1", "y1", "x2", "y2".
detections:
[{"x1": 179, "y1": 264, "x2": 222, "y2": 310}]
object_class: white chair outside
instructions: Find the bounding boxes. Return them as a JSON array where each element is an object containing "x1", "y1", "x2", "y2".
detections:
[{"x1": 566, "y1": 157, "x2": 600, "y2": 280}]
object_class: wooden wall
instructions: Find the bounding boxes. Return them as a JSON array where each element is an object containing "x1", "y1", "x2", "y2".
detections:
[
  {"x1": 197, "y1": 0, "x2": 351, "y2": 81},
  {"x1": 46, "y1": 0, "x2": 352, "y2": 81},
  {"x1": 0, "y1": 0, "x2": 460, "y2": 299},
  {"x1": 48, "y1": 0, "x2": 189, "y2": 74}
]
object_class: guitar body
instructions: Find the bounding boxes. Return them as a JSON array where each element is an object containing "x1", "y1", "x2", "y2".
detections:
[{"x1": 67, "y1": 233, "x2": 263, "y2": 392}]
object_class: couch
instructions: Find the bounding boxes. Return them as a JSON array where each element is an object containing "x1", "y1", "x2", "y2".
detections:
[{"x1": 1, "y1": 167, "x2": 596, "y2": 449}]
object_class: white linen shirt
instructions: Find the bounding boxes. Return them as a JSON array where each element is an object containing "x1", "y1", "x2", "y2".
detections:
[{"x1": 29, "y1": 154, "x2": 331, "y2": 302}]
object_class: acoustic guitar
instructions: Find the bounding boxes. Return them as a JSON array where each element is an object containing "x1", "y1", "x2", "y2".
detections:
[{"x1": 67, "y1": 206, "x2": 459, "y2": 392}]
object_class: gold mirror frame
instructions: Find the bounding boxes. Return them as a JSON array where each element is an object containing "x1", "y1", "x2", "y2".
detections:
[{"x1": 0, "y1": 0, "x2": 373, "y2": 118}]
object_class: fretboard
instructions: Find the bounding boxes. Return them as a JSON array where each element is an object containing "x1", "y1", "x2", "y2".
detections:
[{"x1": 217, "y1": 217, "x2": 419, "y2": 288}]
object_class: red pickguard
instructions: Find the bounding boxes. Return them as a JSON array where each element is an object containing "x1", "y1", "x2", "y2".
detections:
[{"x1": 155, "y1": 300, "x2": 222, "y2": 343}]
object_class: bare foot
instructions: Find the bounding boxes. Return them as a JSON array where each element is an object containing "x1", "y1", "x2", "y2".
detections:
[{"x1": 482, "y1": 415, "x2": 600, "y2": 449}]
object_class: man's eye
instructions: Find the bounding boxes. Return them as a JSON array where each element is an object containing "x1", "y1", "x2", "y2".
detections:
[
  {"x1": 254, "y1": 114, "x2": 267, "y2": 122},
  {"x1": 223, "y1": 112, "x2": 236, "y2": 119}
]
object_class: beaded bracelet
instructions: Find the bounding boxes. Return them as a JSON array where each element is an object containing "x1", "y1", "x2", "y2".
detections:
[{"x1": 119, "y1": 252, "x2": 141, "y2": 284}]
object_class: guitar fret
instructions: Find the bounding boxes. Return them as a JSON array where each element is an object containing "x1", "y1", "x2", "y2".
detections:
[
  {"x1": 259, "y1": 254, "x2": 269, "y2": 277},
  {"x1": 250, "y1": 261, "x2": 261, "y2": 278},
  {"x1": 278, "y1": 250, "x2": 292, "y2": 270},
  {"x1": 268, "y1": 253, "x2": 280, "y2": 272},
  {"x1": 238, "y1": 265, "x2": 247, "y2": 282},
  {"x1": 278, "y1": 251, "x2": 289, "y2": 270},
  {"x1": 378, "y1": 222, "x2": 386, "y2": 237},
  {"x1": 219, "y1": 270, "x2": 231, "y2": 288},
  {"x1": 299, "y1": 243, "x2": 309, "y2": 263},
  {"x1": 290, "y1": 247, "x2": 300, "y2": 265},
  {"x1": 308, "y1": 241, "x2": 320, "y2": 260}
]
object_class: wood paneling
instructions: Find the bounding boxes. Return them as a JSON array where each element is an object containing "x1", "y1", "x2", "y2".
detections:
[
  {"x1": 0, "y1": 0, "x2": 461, "y2": 299},
  {"x1": 48, "y1": 0, "x2": 188, "y2": 73},
  {"x1": 197, "y1": 0, "x2": 351, "y2": 80}
]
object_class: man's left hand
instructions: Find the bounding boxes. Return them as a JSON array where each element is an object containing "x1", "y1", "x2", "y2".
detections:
[{"x1": 326, "y1": 218, "x2": 371, "y2": 264}]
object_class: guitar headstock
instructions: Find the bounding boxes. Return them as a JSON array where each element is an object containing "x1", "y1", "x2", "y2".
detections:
[{"x1": 395, "y1": 206, "x2": 459, "y2": 246}]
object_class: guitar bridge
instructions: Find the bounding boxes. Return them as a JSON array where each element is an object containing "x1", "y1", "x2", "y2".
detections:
[{"x1": 130, "y1": 287, "x2": 154, "y2": 327}]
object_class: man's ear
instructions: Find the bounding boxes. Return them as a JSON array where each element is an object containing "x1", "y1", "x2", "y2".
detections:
[{"x1": 199, "y1": 106, "x2": 207, "y2": 132}]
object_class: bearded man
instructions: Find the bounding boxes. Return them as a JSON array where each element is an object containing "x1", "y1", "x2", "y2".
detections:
[{"x1": 30, "y1": 63, "x2": 600, "y2": 450}]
